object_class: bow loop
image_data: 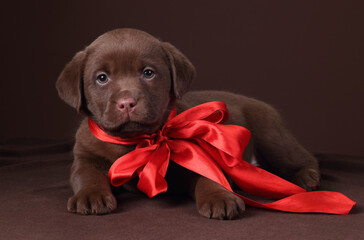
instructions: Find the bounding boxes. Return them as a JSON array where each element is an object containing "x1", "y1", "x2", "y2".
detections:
[
  {"x1": 164, "y1": 101, "x2": 229, "y2": 129},
  {"x1": 167, "y1": 120, "x2": 250, "y2": 160}
]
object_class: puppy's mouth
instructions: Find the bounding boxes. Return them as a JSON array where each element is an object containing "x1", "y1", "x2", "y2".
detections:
[
  {"x1": 103, "y1": 120, "x2": 162, "y2": 138},
  {"x1": 98, "y1": 101, "x2": 173, "y2": 138}
]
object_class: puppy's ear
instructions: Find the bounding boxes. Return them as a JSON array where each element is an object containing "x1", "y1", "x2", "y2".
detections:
[
  {"x1": 162, "y1": 42, "x2": 196, "y2": 99},
  {"x1": 56, "y1": 51, "x2": 86, "y2": 112}
]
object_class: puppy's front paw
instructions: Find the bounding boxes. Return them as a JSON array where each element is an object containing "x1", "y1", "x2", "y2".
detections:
[
  {"x1": 293, "y1": 168, "x2": 321, "y2": 191},
  {"x1": 196, "y1": 190, "x2": 245, "y2": 220},
  {"x1": 67, "y1": 189, "x2": 117, "y2": 215}
]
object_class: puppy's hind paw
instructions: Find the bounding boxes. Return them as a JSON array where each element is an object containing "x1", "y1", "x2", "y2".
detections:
[{"x1": 292, "y1": 168, "x2": 321, "y2": 191}]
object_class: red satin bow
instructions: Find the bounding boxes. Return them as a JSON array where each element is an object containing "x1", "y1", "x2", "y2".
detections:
[{"x1": 89, "y1": 101, "x2": 356, "y2": 214}]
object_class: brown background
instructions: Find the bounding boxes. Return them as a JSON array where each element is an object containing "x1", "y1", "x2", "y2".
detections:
[{"x1": 1, "y1": 0, "x2": 363, "y2": 156}]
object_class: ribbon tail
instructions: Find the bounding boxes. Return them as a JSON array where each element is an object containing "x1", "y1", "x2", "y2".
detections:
[
  {"x1": 238, "y1": 191, "x2": 356, "y2": 215},
  {"x1": 173, "y1": 140, "x2": 356, "y2": 214},
  {"x1": 223, "y1": 158, "x2": 306, "y2": 198},
  {"x1": 220, "y1": 157, "x2": 356, "y2": 214},
  {"x1": 213, "y1": 154, "x2": 356, "y2": 213},
  {"x1": 169, "y1": 140, "x2": 233, "y2": 191},
  {"x1": 108, "y1": 145, "x2": 155, "y2": 187},
  {"x1": 198, "y1": 140, "x2": 305, "y2": 198},
  {"x1": 137, "y1": 142, "x2": 171, "y2": 198}
]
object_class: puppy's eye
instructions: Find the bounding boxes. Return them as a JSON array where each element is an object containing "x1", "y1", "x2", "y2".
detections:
[
  {"x1": 143, "y1": 69, "x2": 155, "y2": 79},
  {"x1": 96, "y1": 73, "x2": 109, "y2": 85}
]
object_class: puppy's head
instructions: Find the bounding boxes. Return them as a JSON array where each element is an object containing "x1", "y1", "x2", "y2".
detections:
[{"x1": 56, "y1": 28, "x2": 195, "y2": 137}]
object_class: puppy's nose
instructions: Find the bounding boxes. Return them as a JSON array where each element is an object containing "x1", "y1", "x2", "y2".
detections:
[{"x1": 117, "y1": 98, "x2": 137, "y2": 112}]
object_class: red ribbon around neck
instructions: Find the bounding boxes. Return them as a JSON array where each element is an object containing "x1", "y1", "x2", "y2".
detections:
[{"x1": 89, "y1": 101, "x2": 356, "y2": 214}]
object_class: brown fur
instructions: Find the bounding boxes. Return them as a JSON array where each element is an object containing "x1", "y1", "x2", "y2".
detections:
[{"x1": 56, "y1": 28, "x2": 320, "y2": 220}]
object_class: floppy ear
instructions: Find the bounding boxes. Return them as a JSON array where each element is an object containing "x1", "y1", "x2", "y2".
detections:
[
  {"x1": 56, "y1": 50, "x2": 86, "y2": 111},
  {"x1": 162, "y1": 42, "x2": 196, "y2": 99}
]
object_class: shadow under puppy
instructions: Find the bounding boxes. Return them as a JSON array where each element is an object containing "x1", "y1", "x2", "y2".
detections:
[{"x1": 56, "y1": 28, "x2": 320, "y2": 220}]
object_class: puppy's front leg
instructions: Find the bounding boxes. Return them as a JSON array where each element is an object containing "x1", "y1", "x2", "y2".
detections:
[
  {"x1": 193, "y1": 175, "x2": 245, "y2": 220},
  {"x1": 67, "y1": 158, "x2": 117, "y2": 215}
]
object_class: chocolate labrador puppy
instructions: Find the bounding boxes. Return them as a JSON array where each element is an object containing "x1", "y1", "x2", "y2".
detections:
[{"x1": 56, "y1": 28, "x2": 320, "y2": 220}]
